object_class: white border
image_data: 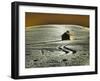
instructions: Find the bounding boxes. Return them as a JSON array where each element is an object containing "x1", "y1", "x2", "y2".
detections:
[{"x1": 19, "y1": 5, "x2": 95, "y2": 76}]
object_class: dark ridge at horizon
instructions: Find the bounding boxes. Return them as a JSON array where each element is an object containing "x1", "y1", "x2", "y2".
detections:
[{"x1": 25, "y1": 13, "x2": 89, "y2": 27}]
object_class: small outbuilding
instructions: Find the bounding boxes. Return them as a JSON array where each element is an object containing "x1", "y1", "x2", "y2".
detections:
[{"x1": 62, "y1": 31, "x2": 70, "y2": 40}]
